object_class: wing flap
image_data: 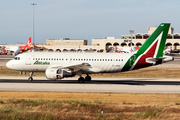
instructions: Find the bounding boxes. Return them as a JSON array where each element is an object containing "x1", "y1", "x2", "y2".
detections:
[{"x1": 49, "y1": 63, "x2": 92, "y2": 72}]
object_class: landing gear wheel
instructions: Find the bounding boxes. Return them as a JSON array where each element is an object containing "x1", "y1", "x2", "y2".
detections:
[
  {"x1": 28, "y1": 77, "x2": 33, "y2": 82},
  {"x1": 85, "y1": 75, "x2": 91, "y2": 81},
  {"x1": 78, "y1": 77, "x2": 84, "y2": 83}
]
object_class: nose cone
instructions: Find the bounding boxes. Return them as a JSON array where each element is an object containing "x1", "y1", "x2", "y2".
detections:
[{"x1": 6, "y1": 60, "x2": 13, "y2": 69}]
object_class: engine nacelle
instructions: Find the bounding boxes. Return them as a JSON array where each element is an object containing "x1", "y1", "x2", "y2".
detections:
[{"x1": 45, "y1": 68, "x2": 75, "y2": 80}]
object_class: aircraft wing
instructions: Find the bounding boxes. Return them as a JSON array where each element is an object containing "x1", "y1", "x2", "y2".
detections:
[{"x1": 50, "y1": 63, "x2": 92, "y2": 72}]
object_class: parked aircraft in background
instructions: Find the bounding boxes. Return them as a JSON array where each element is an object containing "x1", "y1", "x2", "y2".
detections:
[
  {"x1": 0, "y1": 47, "x2": 7, "y2": 55},
  {"x1": 6, "y1": 23, "x2": 172, "y2": 83},
  {"x1": 5, "y1": 37, "x2": 32, "y2": 55},
  {"x1": 112, "y1": 44, "x2": 170, "y2": 54},
  {"x1": 114, "y1": 46, "x2": 140, "y2": 53}
]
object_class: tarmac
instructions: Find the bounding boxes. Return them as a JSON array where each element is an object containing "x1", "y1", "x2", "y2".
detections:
[
  {"x1": 0, "y1": 77, "x2": 180, "y2": 93},
  {"x1": 0, "y1": 54, "x2": 180, "y2": 93}
]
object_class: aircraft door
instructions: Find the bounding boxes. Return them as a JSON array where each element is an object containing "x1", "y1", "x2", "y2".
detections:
[{"x1": 25, "y1": 54, "x2": 31, "y2": 65}]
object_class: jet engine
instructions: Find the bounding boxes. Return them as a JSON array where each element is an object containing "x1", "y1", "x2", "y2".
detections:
[{"x1": 45, "y1": 68, "x2": 75, "y2": 80}]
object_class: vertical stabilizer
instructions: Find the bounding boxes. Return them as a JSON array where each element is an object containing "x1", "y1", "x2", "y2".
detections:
[
  {"x1": 122, "y1": 23, "x2": 170, "y2": 71},
  {"x1": 136, "y1": 23, "x2": 170, "y2": 58}
]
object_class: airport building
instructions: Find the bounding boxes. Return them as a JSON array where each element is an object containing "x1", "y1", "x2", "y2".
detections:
[
  {"x1": 92, "y1": 26, "x2": 180, "y2": 51},
  {"x1": 44, "y1": 38, "x2": 102, "y2": 52},
  {"x1": 45, "y1": 26, "x2": 180, "y2": 52},
  {"x1": 2, "y1": 26, "x2": 180, "y2": 53}
]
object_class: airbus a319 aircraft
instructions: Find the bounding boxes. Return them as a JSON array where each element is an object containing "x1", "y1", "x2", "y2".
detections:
[{"x1": 6, "y1": 23, "x2": 172, "y2": 83}]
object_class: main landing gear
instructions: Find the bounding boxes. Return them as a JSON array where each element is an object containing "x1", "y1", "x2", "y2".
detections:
[
  {"x1": 28, "y1": 72, "x2": 34, "y2": 82},
  {"x1": 78, "y1": 74, "x2": 91, "y2": 83}
]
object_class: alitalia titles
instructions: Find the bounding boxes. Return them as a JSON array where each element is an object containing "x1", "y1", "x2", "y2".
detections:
[{"x1": 34, "y1": 61, "x2": 50, "y2": 65}]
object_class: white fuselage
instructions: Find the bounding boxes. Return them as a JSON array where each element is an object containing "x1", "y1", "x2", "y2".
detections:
[
  {"x1": 5, "y1": 46, "x2": 19, "y2": 52},
  {"x1": 6, "y1": 52, "x2": 134, "y2": 73}
]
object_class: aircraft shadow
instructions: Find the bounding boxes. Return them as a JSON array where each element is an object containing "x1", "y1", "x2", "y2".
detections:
[{"x1": 0, "y1": 79, "x2": 180, "y2": 85}]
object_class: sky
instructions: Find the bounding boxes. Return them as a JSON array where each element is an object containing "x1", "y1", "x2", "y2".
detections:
[{"x1": 0, "y1": 0, "x2": 180, "y2": 45}]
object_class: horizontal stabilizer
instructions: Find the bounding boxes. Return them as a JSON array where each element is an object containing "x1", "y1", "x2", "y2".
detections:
[{"x1": 146, "y1": 57, "x2": 165, "y2": 63}]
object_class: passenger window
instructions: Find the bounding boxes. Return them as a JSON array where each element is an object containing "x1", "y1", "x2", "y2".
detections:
[
  {"x1": 18, "y1": 57, "x2": 20, "y2": 60},
  {"x1": 38, "y1": 58, "x2": 40, "y2": 60},
  {"x1": 51, "y1": 58, "x2": 53, "y2": 60},
  {"x1": 121, "y1": 59, "x2": 123, "y2": 61}
]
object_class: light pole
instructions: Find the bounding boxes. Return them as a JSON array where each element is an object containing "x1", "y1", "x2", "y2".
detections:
[
  {"x1": 129, "y1": 30, "x2": 134, "y2": 53},
  {"x1": 31, "y1": 3, "x2": 36, "y2": 50}
]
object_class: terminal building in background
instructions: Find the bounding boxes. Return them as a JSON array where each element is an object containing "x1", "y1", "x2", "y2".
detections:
[
  {"x1": 45, "y1": 26, "x2": 180, "y2": 52},
  {"x1": 92, "y1": 26, "x2": 180, "y2": 51},
  {"x1": 2, "y1": 26, "x2": 179, "y2": 53},
  {"x1": 44, "y1": 38, "x2": 101, "y2": 52}
]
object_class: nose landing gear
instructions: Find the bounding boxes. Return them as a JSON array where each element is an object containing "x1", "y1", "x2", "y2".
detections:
[{"x1": 28, "y1": 72, "x2": 34, "y2": 82}]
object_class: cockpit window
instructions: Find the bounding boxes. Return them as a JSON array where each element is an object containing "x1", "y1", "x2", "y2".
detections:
[{"x1": 14, "y1": 57, "x2": 20, "y2": 60}]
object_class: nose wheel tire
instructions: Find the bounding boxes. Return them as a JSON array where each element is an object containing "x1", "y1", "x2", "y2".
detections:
[
  {"x1": 28, "y1": 77, "x2": 33, "y2": 82},
  {"x1": 78, "y1": 77, "x2": 84, "y2": 83}
]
